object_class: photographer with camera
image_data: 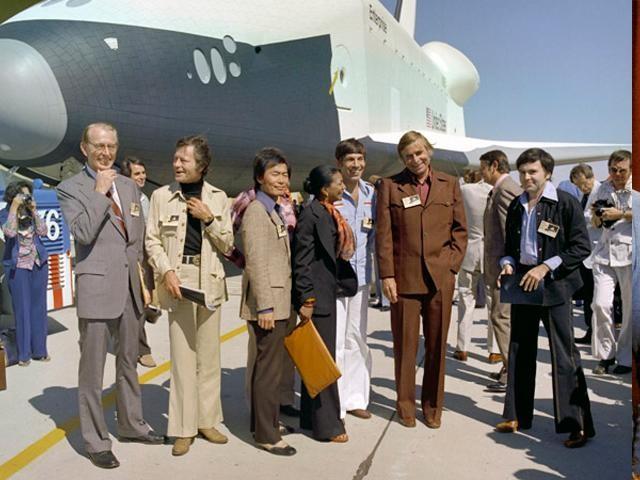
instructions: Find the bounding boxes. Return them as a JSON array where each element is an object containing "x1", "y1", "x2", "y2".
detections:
[
  {"x1": 585, "y1": 150, "x2": 633, "y2": 375},
  {"x1": 0, "y1": 181, "x2": 49, "y2": 366}
]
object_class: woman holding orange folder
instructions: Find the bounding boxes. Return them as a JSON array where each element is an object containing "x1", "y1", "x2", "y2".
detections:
[{"x1": 293, "y1": 165, "x2": 357, "y2": 442}]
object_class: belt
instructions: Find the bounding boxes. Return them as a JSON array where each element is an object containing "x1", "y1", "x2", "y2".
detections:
[{"x1": 182, "y1": 255, "x2": 201, "y2": 266}]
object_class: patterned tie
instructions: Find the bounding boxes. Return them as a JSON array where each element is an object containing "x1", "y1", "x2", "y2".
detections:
[{"x1": 106, "y1": 190, "x2": 128, "y2": 240}]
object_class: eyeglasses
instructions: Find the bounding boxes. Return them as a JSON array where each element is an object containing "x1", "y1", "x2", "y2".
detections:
[
  {"x1": 608, "y1": 167, "x2": 629, "y2": 175},
  {"x1": 87, "y1": 141, "x2": 118, "y2": 152}
]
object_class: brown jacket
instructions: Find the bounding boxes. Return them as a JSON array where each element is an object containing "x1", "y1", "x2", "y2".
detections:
[
  {"x1": 483, "y1": 175, "x2": 522, "y2": 282},
  {"x1": 376, "y1": 168, "x2": 467, "y2": 294},
  {"x1": 239, "y1": 199, "x2": 292, "y2": 321}
]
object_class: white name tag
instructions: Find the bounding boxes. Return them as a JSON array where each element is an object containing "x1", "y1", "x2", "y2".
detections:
[
  {"x1": 130, "y1": 203, "x2": 141, "y2": 217},
  {"x1": 362, "y1": 217, "x2": 373, "y2": 230},
  {"x1": 538, "y1": 220, "x2": 559, "y2": 238},
  {"x1": 277, "y1": 224, "x2": 288, "y2": 238},
  {"x1": 402, "y1": 195, "x2": 421, "y2": 209}
]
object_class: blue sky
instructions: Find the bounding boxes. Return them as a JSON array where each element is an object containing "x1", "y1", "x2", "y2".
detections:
[{"x1": 379, "y1": 0, "x2": 631, "y2": 144}]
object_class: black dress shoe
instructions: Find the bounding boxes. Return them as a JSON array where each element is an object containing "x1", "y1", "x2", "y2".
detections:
[
  {"x1": 613, "y1": 365, "x2": 632, "y2": 374},
  {"x1": 258, "y1": 442, "x2": 297, "y2": 456},
  {"x1": 280, "y1": 404, "x2": 301, "y2": 417},
  {"x1": 87, "y1": 450, "x2": 120, "y2": 469},
  {"x1": 379, "y1": 306, "x2": 391, "y2": 312},
  {"x1": 564, "y1": 430, "x2": 588, "y2": 448},
  {"x1": 485, "y1": 381, "x2": 507, "y2": 393},
  {"x1": 120, "y1": 430, "x2": 165, "y2": 445}
]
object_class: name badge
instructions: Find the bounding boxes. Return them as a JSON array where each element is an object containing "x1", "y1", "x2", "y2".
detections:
[
  {"x1": 130, "y1": 203, "x2": 141, "y2": 217},
  {"x1": 538, "y1": 220, "x2": 559, "y2": 238},
  {"x1": 277, "y1": 224, "x2": 288, "y2": 238},
  {"x1": 362, "y1": 217, "x2": 374, "y2": 230},
  {"x1": 402, "y1": 195, "x2": 421, "y2": 209}
]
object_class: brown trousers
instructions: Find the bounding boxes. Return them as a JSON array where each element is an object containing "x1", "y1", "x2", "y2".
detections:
[
  {"x1": 390, "y1": 275, "x2": 455, "y2": 424},
  {"x1": 249, "y1": 319, "x2": 288, "y2": 444}
]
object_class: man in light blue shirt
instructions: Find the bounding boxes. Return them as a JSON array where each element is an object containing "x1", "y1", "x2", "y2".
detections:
[{"x1": 333, "y1": 138, "x2": 375, "y2": 420}]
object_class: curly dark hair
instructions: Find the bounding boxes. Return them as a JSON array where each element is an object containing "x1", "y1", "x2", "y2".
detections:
[{"x1": 3, "y1": 181, "x2": 32, "y2": 205}]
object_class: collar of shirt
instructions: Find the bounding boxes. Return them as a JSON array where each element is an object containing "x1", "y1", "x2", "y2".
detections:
[
  {"x1": 493, "y1": 173, "x2": 509, "y2": 191},
  {"x1": 255, "y1": 189, "x2": 278, "y2": 215},
  {"x1": 518, "y1": 180, "x2": 558, "y2": 209},
  {"x1": 342, "y1": 179, "x2": 372, "y2": 205},
  {"x1": 408, "y1": 168, "x2": 432, "y2": 186}
]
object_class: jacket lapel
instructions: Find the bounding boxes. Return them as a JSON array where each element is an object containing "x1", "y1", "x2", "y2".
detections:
[
  {"x1": 269, "y1": 208, "x2": 291, "y2": 259},
  {"x1": 396, "y1": 169, "x2": 417, "y2": 198},
  {"x1": 425, "y1": 171, "x2": 448, "y2": 208},
  {"x1": 310, "y1": 201, "x2": 336, "y2": 264}
]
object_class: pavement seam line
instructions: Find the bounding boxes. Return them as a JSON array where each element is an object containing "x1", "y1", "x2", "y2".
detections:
[
  {"x1": 0, "y1": 323, "x2": 248, "y2": 480},
  {"x1": 352, "y1": 351, "x2": 426, "y2": 479}
]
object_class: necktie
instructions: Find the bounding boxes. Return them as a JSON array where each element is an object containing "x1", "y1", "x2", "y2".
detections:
[
  {"x1": 106, "y1": 190, "x2": 128, "y2": 240},
  {"x1": 580, "y1": 193, "x2": 588, "y2": 210}
]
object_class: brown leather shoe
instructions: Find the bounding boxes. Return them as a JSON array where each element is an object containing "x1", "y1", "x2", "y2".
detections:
[
  {"x1": 424, "y1": 418, "x2": 441, "y2": 429},
  {"x1": 171, "y1": 437, "x2": 193, "y2": 456},
  {"x1": 198, "y1": 427, "x2": 228, "y2": 444},
  {"x1": 329, "y1": 432, "x2": 349, "y2": 443},
  {"x1": 495, "y1": 420, "x2": 519, "y2": 433},
  {"x1": 564, "y1": 430, "x2": 588, "y2": 449},
  {"x1": 452, "y1": 351, "x2": 468, "y2": 361},
  {"x1": 347, "y1": 409, "x2": 372, "y2": 419},
  {"x1": 399, "y1": 417, "x2": 416, "y2": 428},
  {"x1": 488, "y1": 353, "x2": 503, "y2": 364},
  {"x1": 138, "y1": 354, "x2": 157, "y2": 368}
]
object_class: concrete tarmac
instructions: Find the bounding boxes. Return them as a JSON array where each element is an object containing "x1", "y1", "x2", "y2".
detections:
[{"x1": 0, "y1": 276, "x2": 631, "y2": 479}]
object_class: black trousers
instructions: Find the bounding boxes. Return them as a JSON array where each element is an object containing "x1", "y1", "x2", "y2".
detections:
[
  {"x1": 300, "y1": 311, "x2": 344, "y2": 440},
  {"x1": 503, "y1": 302, "x2": 595, "y2": 437},
  {"x1": 575, "y1": 264, "x2": 594, "y2": 330},
  {"x1": 249, "y1": 319, "x2": 288, "y2": 444}
]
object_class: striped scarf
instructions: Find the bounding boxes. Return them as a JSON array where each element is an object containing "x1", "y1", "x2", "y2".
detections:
[{"x1": 319, "y1": 200, "x2": 355, "y2": 261}]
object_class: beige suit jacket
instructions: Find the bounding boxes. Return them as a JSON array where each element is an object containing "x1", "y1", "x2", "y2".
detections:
[
  {"x1": 240, "y1": 200, "x2": 292, "y2": 321},
  {"x1": 145, "y1": 181, "x2": 234, "y2": 310},
  {"x1": 460, "y1": 181, "x2": 492, "y2": 273},
  {"x1": 483, "y1": 175, "x2": 522, "y2": 281}
]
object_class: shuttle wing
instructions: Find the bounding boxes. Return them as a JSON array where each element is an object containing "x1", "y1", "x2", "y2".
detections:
[{"x1": 363, "y1": 130, "x2": 629, "y2": 175}]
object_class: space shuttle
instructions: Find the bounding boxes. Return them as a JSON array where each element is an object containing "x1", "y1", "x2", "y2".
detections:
[{"x1": 0, "y1": 0, "x2": 626, "y2": 193}]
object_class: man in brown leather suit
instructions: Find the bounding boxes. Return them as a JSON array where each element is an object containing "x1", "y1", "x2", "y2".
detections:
[{"x1": 376, "y1": 131, "x2": 467, "y2": 428}]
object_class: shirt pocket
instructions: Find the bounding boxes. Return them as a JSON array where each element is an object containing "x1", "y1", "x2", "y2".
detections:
[
  {"x1": 611, "y1": 236, "x2": 632, "y2": 263},
  {"x1": 159, "y1": 216, "x2": 179, "y2": 237}
]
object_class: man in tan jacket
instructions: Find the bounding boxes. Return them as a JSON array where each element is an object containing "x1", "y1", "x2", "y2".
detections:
[
  {"x1": 145, "y1": 135, "x2": 234, "y2": 456},
  {"x1": 239, "y1": 148, "x2": 297, "y2": 456}
]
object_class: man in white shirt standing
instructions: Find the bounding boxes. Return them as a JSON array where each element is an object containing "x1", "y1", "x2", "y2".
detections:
[
  {"x1": 334, "y1": 138, "x2": 375, "y2": 420},
  {"x1": 585, "y1": 150, "x2": 633, "y2": 375}
]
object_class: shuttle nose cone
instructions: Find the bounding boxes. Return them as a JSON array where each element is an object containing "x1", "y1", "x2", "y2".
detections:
[{"x1": 0, "y1": 39, "x2": 67, "y2": 162}]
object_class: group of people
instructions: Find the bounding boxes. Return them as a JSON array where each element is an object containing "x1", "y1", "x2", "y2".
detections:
[{"x1": 49, "y1": 120, "x2": 631, "y2": 469}]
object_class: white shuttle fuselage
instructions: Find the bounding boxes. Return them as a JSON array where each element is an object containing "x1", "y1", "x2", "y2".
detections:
[{"x1": 0, "y1": 0, "x2": 623, "y2": 192}]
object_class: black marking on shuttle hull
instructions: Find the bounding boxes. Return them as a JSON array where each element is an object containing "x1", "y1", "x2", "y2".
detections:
[{"x1": 0, "y1": 20, "x2": 341, "y2": 192}]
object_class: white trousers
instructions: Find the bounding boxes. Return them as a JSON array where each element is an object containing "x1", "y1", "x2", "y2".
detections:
[
  {"x1": 336, "y1": 285, "x2": 372, "y2": 418},
  {"x1": 456, "y1": 270, "x2": 498, "y2": 353},
  {"x1": 592, "y1": 263, "x2": 632, "y2": 366}
]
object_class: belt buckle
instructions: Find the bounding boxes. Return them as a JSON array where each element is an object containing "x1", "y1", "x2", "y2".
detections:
[{"x1": 193, "y1": 255, "x2": 201, "y2": 267}]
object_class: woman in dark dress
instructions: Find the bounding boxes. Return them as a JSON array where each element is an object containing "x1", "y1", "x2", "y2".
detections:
[{"x1": 293, "y1": 165, "x2": 357, "y2": 442}]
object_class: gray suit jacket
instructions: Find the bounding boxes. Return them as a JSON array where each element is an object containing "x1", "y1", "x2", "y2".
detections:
[
  {"x1": 57, "y1": 170, "x2": 145, "y2": 319},
  {"x1": 460, "y1": 181, "x2": 492, "y2": 273},
  {"x1": 483, "y1": 175, "x2": 522, "y2": 281}
]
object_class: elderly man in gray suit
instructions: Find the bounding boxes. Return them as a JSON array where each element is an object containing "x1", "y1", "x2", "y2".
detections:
[
  {"x1": 57, "y1": 122, "x2": 163, "y2": 470},
  {"x1": 479, "y1": 150, "x2": 523, "y2": 393}
]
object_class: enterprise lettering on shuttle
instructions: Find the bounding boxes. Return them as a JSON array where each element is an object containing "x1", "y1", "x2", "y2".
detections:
[
  {"x1": 369, "y1": 4, "x2": 387, "y2": 34},
  {"x1": 426, "y1": 107, "x2": 447, "y2": 133}
]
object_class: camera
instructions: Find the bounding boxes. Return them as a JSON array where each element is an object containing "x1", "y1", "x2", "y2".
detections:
[
  {"x1": 17, "y1": 193, "x2": 35, "y2": 230},
  {"x1": 592, "y1": 199, "x2": 616, "y2": 228}
]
